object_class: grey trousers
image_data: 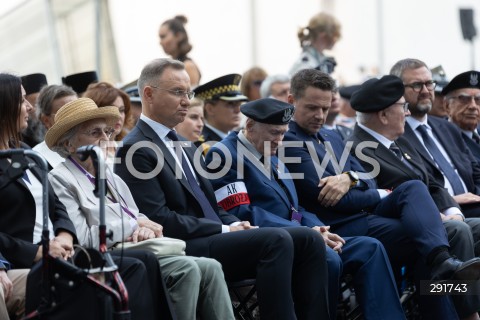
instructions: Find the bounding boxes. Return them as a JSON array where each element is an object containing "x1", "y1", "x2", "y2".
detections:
[
  {"x1": 465, "y1": 217, "x2": 480, "y2": 257},
  {"x1": 444, "y1": 219, "x2": 480, "y2": 318},
  {"x1": 159, "y1": 255, "x2": 234, "y2": 320},
  {"x1": 0, "y1": 269, "x2": 29, "y2": 320}
]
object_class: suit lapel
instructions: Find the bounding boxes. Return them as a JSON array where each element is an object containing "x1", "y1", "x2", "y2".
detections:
[
  {"x1": 353, "y1": 126, "x2": 414, "y2": 178},
  {"x1": 64, "y1": 160, "x2": 100, "y2": 206},
  {"x1": 396, "y1": 137, "x2": 428, "y2": 181},
  {"x1": 462, "y1": 133, "x2": 480, "y2": 162},
  {"x1": 403, "y1": 122, "x2": 439, "y2": 170},
  {"x1": 269, "y1": 156, "x2": 293, "y2": 208},
  {"x1": 137, "y1": 120, "x2": 196, "y2": 197},
  {"x1": 428, "y1": 118, "x2": 458, "y2": 164}
]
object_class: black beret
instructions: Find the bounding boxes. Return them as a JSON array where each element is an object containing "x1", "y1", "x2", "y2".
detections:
[
  {"x1": 241, "y1": 98, "x2": 294, "y2": 125},
  {"x1": 62, "y1": 71, "x2": 99, "y2": 94},
  {"x1": 441, "y1": 71, "x2": 480, "y2": 95},
  {"x1": 338, "y1": 84, "x2": 361, "y2": 100},
  {"x1": 194, "y1": 74, "x2": 248, "y2": 101},
  {"x1": 350, "y1": 75, "x2": 405, "y2": 112},
  {"x1": 21, "y1": 73, "x2": 48, "y2": 95}
]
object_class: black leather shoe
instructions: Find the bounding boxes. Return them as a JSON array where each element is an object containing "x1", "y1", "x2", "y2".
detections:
[{"x1": 431, "y1": 257, "x2": 480, "y2": 280}]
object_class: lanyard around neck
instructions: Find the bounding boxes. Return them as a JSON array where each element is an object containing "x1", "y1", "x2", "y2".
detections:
[{"x1": 68, "y1": 156, "x2": 137, "y2": 220}]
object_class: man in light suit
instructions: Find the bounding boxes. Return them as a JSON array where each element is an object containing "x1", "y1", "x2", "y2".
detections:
[
  {"x1": 443, "y1": 70, "x2": 480, "y2": 164},
  {"x1": 115, "y1": 58, "x2": 331, "y2": 319},
  {"x1": 282, "y1": 68, "x2": 480, "y2": 320},
  {"x1": 391, "y1": 59, "x2": 480, "y2": 219},
  {"x1": 205, "y1": 98, "x2": 405, "y2": 320},
  {"x1": 347, "y1": 75, "x2": 480, "y2": 319}
]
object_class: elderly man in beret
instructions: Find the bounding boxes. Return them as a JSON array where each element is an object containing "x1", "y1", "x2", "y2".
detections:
[
  {"x1": 282, "y1": 68, "x2": 480, "y2": 320},
  {"x1": 348, "y1": 75, "x2": 480, "y2": 320},
  {"x1": 443, "y1": 71, "x2": 480, "y2": 163},
  {"x1": 205, "y1": 98, "x2": 405, "y2": 320},
  {"x1": 391, "y1": 59, "x2": 480, "y2": 220}
]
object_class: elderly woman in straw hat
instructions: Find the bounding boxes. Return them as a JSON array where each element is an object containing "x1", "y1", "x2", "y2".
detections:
[{"x1": 46, "y1": 98, "x2": 234, "y2": 320}]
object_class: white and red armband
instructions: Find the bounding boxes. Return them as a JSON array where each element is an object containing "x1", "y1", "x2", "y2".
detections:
[{"x1": 214, "y1": 182, "x2": 250, "y2": 211}]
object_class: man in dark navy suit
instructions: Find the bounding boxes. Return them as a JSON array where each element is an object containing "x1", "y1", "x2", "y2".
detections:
[
  {"x1": 115, "y1": 58, "x2": 330, "y2": 319},
  {"x1": 443, "y1": 70, "x2": 480, "y2": 164},
  {"x1": 282, "y1": 68, "x2": 480, "y2": 320},
  {"x1": 347, "y1": 75, "x2": 480, "y2": 319},
  {"x1": 205, "y1": 98, "x2": 405, "y2": 320},
  {"x1": 390, "y1": 59, "x2": 480, "y2": 219}
]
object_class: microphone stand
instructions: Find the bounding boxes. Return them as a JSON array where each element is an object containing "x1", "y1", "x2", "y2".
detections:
[
  {"x1": 24, "y1": 150, "x2": 51, "y2": 308},
  {"x1": 76, "y1": 145, "x2": 130, "y2": 319}
]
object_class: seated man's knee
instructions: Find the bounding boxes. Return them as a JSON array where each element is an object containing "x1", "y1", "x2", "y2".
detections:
[
  {"x1": 160, "y1": 256, "x2": 202, "y2": 288},
  {"x1": 444, "y1": 219, "x2": 471, "y2": 236},
  {"x1": 195, "y1": 257, "x2": 225, "y2": 281},
  {"x1": 396, "y1": 180, "x2": 428, "y2": 194},
  {"x1": 259, "y1": 227, "x2": 294, "y2": 252}
]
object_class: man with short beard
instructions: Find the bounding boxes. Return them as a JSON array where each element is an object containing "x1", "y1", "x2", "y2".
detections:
[{"x1": 391, "y1": 59, "x2": 480, "y2": 219}]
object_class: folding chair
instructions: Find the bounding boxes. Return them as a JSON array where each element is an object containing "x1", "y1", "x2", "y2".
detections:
[{"x1": 228, "y1": 279, "x2": 259, "y2": 320}]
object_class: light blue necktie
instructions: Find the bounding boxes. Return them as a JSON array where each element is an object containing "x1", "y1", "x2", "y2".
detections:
[{"x1": 417, "y1": 125, "x2": 464, "y2": 195}]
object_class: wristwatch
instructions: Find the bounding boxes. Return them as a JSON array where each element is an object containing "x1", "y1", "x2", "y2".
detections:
[{"x1": 343, "y1": 171, "x2": 359, "y2": 188}]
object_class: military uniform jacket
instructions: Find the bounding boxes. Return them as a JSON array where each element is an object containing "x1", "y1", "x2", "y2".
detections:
[{"x1": 205, "y1": 131, "x2": 324, "y2": 228}]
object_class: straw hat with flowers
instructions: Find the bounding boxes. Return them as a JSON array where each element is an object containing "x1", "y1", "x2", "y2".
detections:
[{"x1": 45, "y1": 97, "x2": 120, "y2": 148}]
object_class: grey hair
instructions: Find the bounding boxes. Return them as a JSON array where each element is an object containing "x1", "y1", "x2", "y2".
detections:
[
  {"x1": 36, "y1": 85, "x2": 77, "y2": 116},
  {"x1": 260, "y1": 74, "x2": 290, "y2": 98},
  {"x1": 51, "y1": 126, "x2": 80, "y2": 158},
  {"x1": 389, "y1": 58, "x2": 429, "y2": 80},
  {"x1": 137, "y1": 58, "x2": 185, "y2": 100},
  {"x1": 356, "y1": 111, "x2": 375, "y2": 125}
]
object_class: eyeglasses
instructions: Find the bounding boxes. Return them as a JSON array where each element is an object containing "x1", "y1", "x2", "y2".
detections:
[
  {"x1": 150, "y1": 86, "x2": 195, "y2": 100},
  {"x1": 403, "y1": 80, "x2": 437, "y2": 92},
  {"x1": 448, "y1": 94, "x2": 480, "y2": 105},
  {"x1": 82, "y1": 127, "x2": 115, "y2": 139},
  {"x1": 252, "y1": 80, "x2": 263, "y2": 87},
  {"x1": 393, "y1": 102, "x2": 410, "y2": 112}
]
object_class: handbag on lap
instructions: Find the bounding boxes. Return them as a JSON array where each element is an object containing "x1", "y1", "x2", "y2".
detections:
[{"x1": 113, "y1": 237, "x2": 186, "y2": 257}]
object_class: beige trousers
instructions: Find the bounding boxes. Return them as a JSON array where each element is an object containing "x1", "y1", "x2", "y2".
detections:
[{"x1": 0, "y1": 269, "x2": 29, "y2": 320}]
